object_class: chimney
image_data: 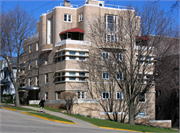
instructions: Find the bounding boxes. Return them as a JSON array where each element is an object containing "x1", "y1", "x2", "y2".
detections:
[{"x1": 64, "y1": 0, "x2": 71, "y2": 7}]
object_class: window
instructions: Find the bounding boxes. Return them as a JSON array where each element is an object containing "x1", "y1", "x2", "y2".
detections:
[
  {"x1": 64, "y1": 14, "x2": 72, "y2": 22},
  {"x1": 36, "y1": 42, "x2": 39, "y2": 51},
  {"x1": 45, "y1": 92, "x2": 48, "y2": 100},
  {"x1": 79, "y1": 72, "x2": 85, "y2": 76},
  {"x1": 36, "y1": 76, "x2": 39, "y2": 86},
  {"x1": 69, "y1": 72, "x2": 76, "y2": 76},
  {"x1": 62, "y1": 72, "x2": 65, "y2": 76},
  {"x1": 105, "y1": 34, "x2": 117, "y2": 42},
  {"x1": 102, "y1": 52, "x2": 109, "y2": 60},
  {"x1": 79, "y1": 77, "x2": 86, "y2": 81},
  {"x1": 29, "y1": 45, "x2": 32, "y2": 53},
  {"x1": 139, "y1": 93, "x2": 145, "y2": 102},
  {"x1": 139, "y1": 55, "x2": 144, "y2": 60},
  {"x1": 56, "y1": 92, "x2": 61, "y2": 100},
  {"x1": 45, "y1": 58, "x2": 48, "y2": 65},
  {"x1": 45, "y1": 74, "x2": 48, "y2": 84},
  {"x1": 69, "y1": 77, "x2": 76, "y2": 80},
  {"x1": 47, "y1": 18, "x2": 53, "y2": 44},
  {"x1": 78, "y1": 92, "x2": 85, "y2": 99},
  {"x1": 146, "y1": 75, "x2": 151, "y2": 79},
  {"x1": 146, "y1": 56, "x2": 151, "y2": 61},
  {"x1": 29, "y1": 61, "x2": 32, "y2": 70},
  {"x1": 105, "y1": 15, "x2": 117, "y2": 32},
  {"x1": 69, "y1": 56, "x2": 76, "y2": 60},
  {"x1": 116, "y1": 92, "x2": 123, "y2": 99},
  {"x1": 102, "y1": 92, "x2": 109, "y2": 99},
  {"x1": 62, "y1": 51, "x2": 65, "y2": 55},
  {"x1": 79, "y1": 52, "x2": 85, "y2": 55},
  {"x1": 116, "y1": 53, "x2": 123, "y2": 60},
  {"x1": 79, "y1": 57, "x2": 86, "y2": 61},
  {"x1": 138, "y1": 112, "x2": 145, "y2": 117},
  {"x1": 58, "y1": 52, "x2": 61, "y2": 56},
  {"x1": 102, "y1": 72, "x2": 109, "y2": 79},
  {"x1": 117, "y1": 73, "x2": 123, "y2": 80},
  {"x1": 79, "y1": 13, "x2": 83, "y2": 22},
  {"x1": 62, "y1": 56, "x2": 66, "y2": 61},
  {"x1": 28, "y1": 78, "x2": 31, "y2": 86},
  {"x1": 69, "y1": 51, "x2": 76, "y2": 55},
  {"x1": 36, "y1": 59, "x2": 39, "y2": 67}
]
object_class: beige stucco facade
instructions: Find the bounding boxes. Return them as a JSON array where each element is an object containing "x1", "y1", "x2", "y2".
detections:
[{"x1": 19, "y1": 0, "x2": 155, "y2": 122}]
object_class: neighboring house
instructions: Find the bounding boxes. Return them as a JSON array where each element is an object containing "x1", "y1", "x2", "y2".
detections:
[
  {"x1": 19, "y1": 0, "x2": 155, "y2": 121},
  {"x1": 155, "y1": 38, "x2": 179, "y2": 127},
  {"x1": 0, "y1": 57, "x2": 17, "y2": 96}
]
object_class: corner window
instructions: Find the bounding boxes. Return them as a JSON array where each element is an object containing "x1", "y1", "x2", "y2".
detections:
[
  {"x1": 64, "y1": 14, "x2": 72, "y2": 22},
  {"x1": 102, "y1": 72, "x2": 109, "y2": 79},
  {"x1": 102, "y1": 92, "x2": 109, "y2": 99},
  {"x1": 116, "y1": 92, "x2": 123, "y2": 99},
  {"x1": 102, "y1": 52, "x2": 109, "y2": 60},
  {"x1": 79, "y1": 13, "x2": 83, "y2": 22}
]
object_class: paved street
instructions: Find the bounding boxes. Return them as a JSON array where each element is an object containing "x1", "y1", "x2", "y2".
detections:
[{"x1": 0, "y1": 108, "x2": 139, "y2": 133}]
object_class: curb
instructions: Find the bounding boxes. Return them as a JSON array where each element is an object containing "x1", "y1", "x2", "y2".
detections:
[
  {"x1": 22, "y1": 111, "x2": 75, "y2": 125},
  {"x1": 2, "y1": 107, "x2": 17, "y2": 111},
  {"x1": 99, "y1": 126, "x2": 141, "y2": 132}
]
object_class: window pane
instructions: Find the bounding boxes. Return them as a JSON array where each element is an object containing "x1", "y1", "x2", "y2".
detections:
[
  {"x1": 79, "y1": 57, "x2": 86, "y2": 61},
  {"x1": 64, "y1": 14, "x2": 67, "y2": 21},
  {"x1": 69, "y1": 77, "x2": 76, "y2": 80},
  {"x1": 79, "y1": 72, "x2": 85, "y2": 76},
  {"x1": 69, "y1": 56, "x2": 76, "y2": 60},
  {"x1": 69, "y1": 72, "x2": 76, "y2": 75},
  {"x1": 69, "y1": 51, "x2": 76, "y2": 55},
  {"x1": 79, "y1": 52, "x2": 85, "y2": 55}
]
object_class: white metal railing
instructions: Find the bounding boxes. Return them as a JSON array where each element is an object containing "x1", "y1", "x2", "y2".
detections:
[{"x1": 58, "y1": 3, "x2": 134, "y2": 10}]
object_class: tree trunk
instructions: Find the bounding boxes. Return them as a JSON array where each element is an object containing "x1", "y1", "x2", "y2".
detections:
[
  {"x1": 15, "y1": 87, "x2": 20, "y2": 107},
  {"x1": 129, "y1": 102, "x2": 135, "y2": 125}
]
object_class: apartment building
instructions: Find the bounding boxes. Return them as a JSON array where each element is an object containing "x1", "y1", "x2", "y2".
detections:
[{"x1": 19, "y1": 0, "x2": 155, "y2": 120}]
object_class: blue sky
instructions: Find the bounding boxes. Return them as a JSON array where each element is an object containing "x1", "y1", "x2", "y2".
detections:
[{"x1": 1, "y1": 0, "x2": 179, "y2": 23}]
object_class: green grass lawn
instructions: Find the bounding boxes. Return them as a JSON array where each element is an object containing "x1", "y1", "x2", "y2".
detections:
[
  {"x1": 28, "y1": 112, "x2": 73, "y2": 123},
  {"x1": 29, "y1": 105, "x2": 64, "y2": 113},
  {"x1": 66, "y1": 114, "x2": 178, "y2": 132}
]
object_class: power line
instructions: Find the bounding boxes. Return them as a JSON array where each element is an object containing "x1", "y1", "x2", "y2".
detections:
[{"x1": 29, "y1": 0, "x2": 57, "y2": 13}]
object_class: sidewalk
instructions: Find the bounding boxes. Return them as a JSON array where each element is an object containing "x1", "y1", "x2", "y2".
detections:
[{"x1": 22, "y1": 106, "x2": 96, "y2": 128}]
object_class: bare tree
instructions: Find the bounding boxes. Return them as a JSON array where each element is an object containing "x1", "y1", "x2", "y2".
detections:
[
  {"x1": 1, "y1": 4, "x2": 36, "y2": 106},
  {"x1": 79, "y1": 2, "x2": 177, "y2": 125},
  {"x1": 60, "y1": 91, "x2": 76, "y2": 114}
]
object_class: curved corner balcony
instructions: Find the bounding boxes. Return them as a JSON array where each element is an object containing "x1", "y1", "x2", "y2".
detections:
[{"x1": 55, "y1": 39, "x2": 91, "y2": 47}]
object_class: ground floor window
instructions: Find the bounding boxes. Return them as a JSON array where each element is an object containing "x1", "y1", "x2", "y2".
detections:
[
  {"x1": 78, "y1": 92, "x2": 86, "y2": 99},
  {"x1": 56, "y1": 92, "x2": 61, "y2": 100},
  {"x1": 45, "y1": 92, "x2": 48, "y2": 100}
]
